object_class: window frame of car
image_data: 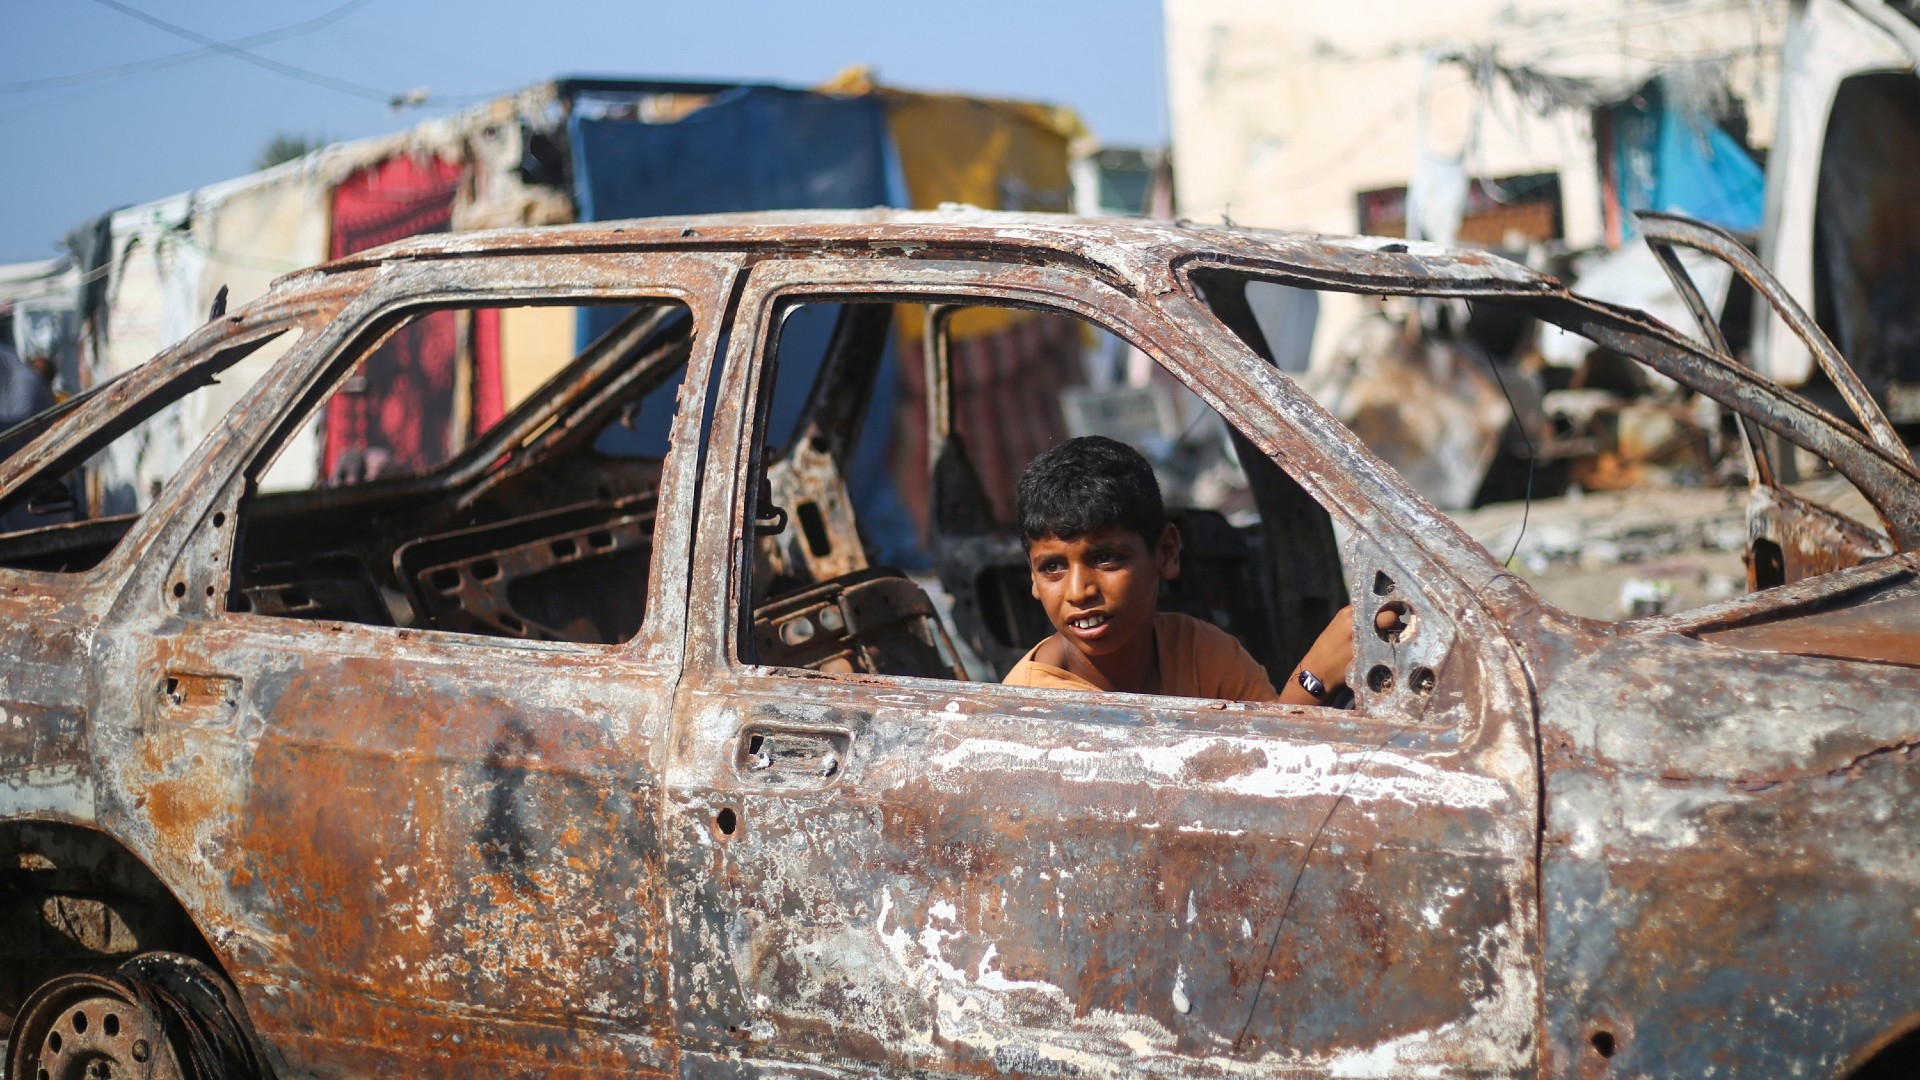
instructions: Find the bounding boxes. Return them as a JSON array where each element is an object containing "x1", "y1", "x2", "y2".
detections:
[
  {"x1": 0, "y1": 293, "x2": 341, "y2": 587},
  {"x1": 687, "y1": 250, "x2": 1510, "y2": 744},
  {"x1": 130, "y1": 251, "x2": 743, "y2": 666},
  {"x1": 1168, "y1": 254, "x2": 1920, "y2": 630}
]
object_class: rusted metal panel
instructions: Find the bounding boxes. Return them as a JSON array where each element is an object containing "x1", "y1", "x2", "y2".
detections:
[
  {"x1": 1529, "y1": 573, "x2": 1920, "y2": 1076},
  {"x1": 0, "y1": 209, "x2": 1912, "y2": 1077},
  {"x1": 1745, "y1": 482, "x2": 1897, "y2": 589},
  {"x1": 114, "y1": 627, "x2": 681, "y2": 1073},
  {"x1": 663, "y1": 651, "x2": 1539, "y2": 1075}
]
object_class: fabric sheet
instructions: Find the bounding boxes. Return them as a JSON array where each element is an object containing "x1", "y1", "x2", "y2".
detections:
[
  {"x1": 324, "y1": 154, "x2": 466, "y2": 482},
  {"x1": 1607, "y1": 81, "x2": 1765, "y2": 238},
  {"x1": 882, "y1": 92, "x2": 1088, "y2": 541},
  {"x1": 84, "y1": 198, "x2": 199, "y2": 515},
  {"x1": 572, "y1": 86, "x2": 892, "y2": 225},
  {"x1": 568, "y1": 87, "x2": 920, "y2": 561},
  {"x1": 569, "y1": 86, "x2": 892, "y2": 457},
  {"x1": 189, "y1": 165, "x2": 333, "y2": 490}
]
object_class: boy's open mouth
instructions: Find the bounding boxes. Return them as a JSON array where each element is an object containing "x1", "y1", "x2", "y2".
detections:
[{"x1": 1066, "y1": 612, "x2": 1111, "y2": 638}]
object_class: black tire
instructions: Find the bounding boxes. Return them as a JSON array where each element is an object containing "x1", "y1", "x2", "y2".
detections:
[{"x1": 6, "y1": 952, "x2": 267, "y2": 1080}]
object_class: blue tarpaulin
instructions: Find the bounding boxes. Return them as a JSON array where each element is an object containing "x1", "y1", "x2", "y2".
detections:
[
  {"x1": 569, "y1": 86, "x2": 923, "y2": 564},
  {"x1": 1611, "y1": 81, "x2": 1765, "y2": 237},
  {"x1": 571, "y1": 86, "x2": 891, "y2": 224}
]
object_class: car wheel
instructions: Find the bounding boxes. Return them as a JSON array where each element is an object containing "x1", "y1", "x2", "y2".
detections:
[{"x1": 6, "y1": 953, "x2": 266, "y2": 1080}]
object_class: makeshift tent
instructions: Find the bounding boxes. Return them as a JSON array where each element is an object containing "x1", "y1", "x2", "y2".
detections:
[
  {"x1": 46, "y1": 76, "x2": 1090, "y2": 553},
  {"x1": 568, "y1": 85, "x2": 917, "y2": 557},
  {"x1": 881, "y1": 91, "x2": 1088, "y2": 534}
]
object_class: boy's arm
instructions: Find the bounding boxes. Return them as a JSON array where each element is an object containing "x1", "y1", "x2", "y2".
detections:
[{"x1": 1278, "y1": 605, "x2": 1357, "y2": 706}]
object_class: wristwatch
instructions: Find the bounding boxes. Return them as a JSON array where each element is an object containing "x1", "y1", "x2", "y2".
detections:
[{"x1": 1296, "y1": 668, "x2": 1327, "y2": 699}]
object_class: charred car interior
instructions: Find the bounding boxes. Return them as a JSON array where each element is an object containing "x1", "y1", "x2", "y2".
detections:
[
  {"x1": 742, "y1": 295, "x2": 1344, "y2": 691},
  {"x1": 1, "y1": 298, "x2": 695, "y2": 645},
  {"x1": 222, "y1": 298, "x2": 694, "y2": 644},
  {"x1": 0, "y1": 211, "x2": 1917, "y2": 1079}
]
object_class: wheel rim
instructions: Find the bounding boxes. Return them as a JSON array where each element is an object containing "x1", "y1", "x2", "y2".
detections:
[{"x1": 7, "y1": 972, "x2": 183, "y2": 1080}]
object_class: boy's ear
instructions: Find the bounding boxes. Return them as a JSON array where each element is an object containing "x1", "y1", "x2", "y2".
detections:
[{"x1": 1156, "y1": 522, "x2": 1181, "y2": 581}]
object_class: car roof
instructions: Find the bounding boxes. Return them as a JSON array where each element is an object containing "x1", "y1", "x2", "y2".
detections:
[{"x1": 295, "y1": 207, "x2": 1563, "y2": 298}]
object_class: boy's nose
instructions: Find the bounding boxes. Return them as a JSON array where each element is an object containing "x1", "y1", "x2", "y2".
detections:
[{"x1": 1065, "y1": 562, "x2": 1100, "y2": 603}]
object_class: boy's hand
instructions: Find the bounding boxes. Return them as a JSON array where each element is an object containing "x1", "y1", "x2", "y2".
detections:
[{"x1": 1280, "y1": 604, "x2": 1356, "y2": 706}]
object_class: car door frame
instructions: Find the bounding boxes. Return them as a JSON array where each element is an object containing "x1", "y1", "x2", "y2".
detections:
[
  {"x1": 667, "y1": 249, "x2": 1542, "y2": 1077},
  {"x1": 82, "y1": 251, "x2": 742, "y2": 1074}
]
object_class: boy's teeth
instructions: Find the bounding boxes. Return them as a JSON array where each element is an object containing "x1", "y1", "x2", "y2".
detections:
[{"x1": 1070, "y1": 615, "x2": 1105, "y2": 629}]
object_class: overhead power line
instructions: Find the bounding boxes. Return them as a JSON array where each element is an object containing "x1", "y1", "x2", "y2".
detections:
[
  {"x1": 85, "y1": 0, "x2": 417, "y2": 108},
  {"x1": 4, "y1": 0, "x2": 377, "y2": 94}
]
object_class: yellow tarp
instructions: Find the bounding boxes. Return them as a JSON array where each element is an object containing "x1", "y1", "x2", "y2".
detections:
[{"x1": 819, "y1": 69, "x2": 1087, "y2": 343}]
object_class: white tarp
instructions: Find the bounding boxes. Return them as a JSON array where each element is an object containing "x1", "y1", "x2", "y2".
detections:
[{"x1": 1540, "y1": 241, "x2": 1735, "y2": 369}]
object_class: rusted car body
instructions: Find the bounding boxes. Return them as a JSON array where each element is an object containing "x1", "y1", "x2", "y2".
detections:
[{"x1": 0, "y1": 210, "x2": 1916, "y2": 1079}]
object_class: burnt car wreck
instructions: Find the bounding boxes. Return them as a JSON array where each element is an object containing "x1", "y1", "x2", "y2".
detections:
[{"x1": 0, "y1": 209, "x2": 1916, "y2": 1078}]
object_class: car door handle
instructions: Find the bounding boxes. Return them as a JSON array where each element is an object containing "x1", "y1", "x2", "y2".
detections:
[
  {"x1": 155, "y1": 670, "x2": 243, "y2": 728},
  {"x1": 735, "y1": 725, "x2": 850, "y2": 789},
  {"x1": 159, "y1": 671, "x2": 240, "y2": 708}
]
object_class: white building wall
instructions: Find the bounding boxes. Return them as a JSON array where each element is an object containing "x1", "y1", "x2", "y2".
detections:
[{"x1": 1166, "y1": 0, "x2": 1787, "y2": 367}]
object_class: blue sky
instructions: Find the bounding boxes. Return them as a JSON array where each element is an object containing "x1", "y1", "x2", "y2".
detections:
[{"x1": 0, "y1": 0, "x2": 1168, "y2": 262}]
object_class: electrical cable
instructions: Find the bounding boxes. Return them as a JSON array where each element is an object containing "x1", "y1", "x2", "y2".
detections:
[
  {"x1": 86, "y1": 0, "x2": 406, "y2": 106},
  {"x1": 1232, "y1": 724, "x2": 1407, "y2": 1053},
  {"x1": 1481, "y1": 348, "x2": 1535, "y2": 568},
  {"x1": 3, "y1": 0, "x2": 376, "y2": 94}
]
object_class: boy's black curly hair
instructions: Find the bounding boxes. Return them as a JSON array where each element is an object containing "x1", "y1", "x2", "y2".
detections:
[{"x1": 1016, "y1": 435, "x2": 1165, "y2": 547}]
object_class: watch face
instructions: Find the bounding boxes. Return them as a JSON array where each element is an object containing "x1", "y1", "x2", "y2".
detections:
[{"x1": 1297, "y1": 669, "x2": 1325, "y2": 698}]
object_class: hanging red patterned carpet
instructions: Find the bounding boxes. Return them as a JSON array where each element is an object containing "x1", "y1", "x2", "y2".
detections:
[{"x1": 323, "y1": 154, "x2": 495, "y2": 482}]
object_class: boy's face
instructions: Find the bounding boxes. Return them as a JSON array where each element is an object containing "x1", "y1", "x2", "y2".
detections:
[{"x1": 1027, "y1": 523, "x2": 1180, "y2": 661}]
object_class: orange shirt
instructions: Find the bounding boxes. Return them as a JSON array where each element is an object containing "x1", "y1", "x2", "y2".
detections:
[{"x1": 1002, "y1": 611, "x2": 1279, "y2": 702}]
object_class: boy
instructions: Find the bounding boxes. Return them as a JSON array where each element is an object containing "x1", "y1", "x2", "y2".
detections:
[{"x1": 1004, "y1": 436, "x2": 1354, "y2": 705}]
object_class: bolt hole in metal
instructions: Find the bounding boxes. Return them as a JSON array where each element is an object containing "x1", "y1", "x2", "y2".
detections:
[
  {"x1": 1373, "y1": 600, "x2": 1412, "y2": 643},
  {"x1": 211, "y1": 510, "x2": 226, "y2": 528},
  {"x1": 1591, "y1": 1030, "x2": 1617, "y2": 1058},
  {"x1": 1372, "y1": 570, "x2": 1395, "y2": 596},
  {"x1": 1367, "y1": 664, "x2": 1395, "y2": 693},
  {"x1": 716, "y1": 807, "x2": 738, "y2": 835},
  {"x1": 1409, "y1": 666, "x2": 1436, "y2": 694},
  {"x1": 170, "y1": 581, "x2": 186, "y2": 599}
]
